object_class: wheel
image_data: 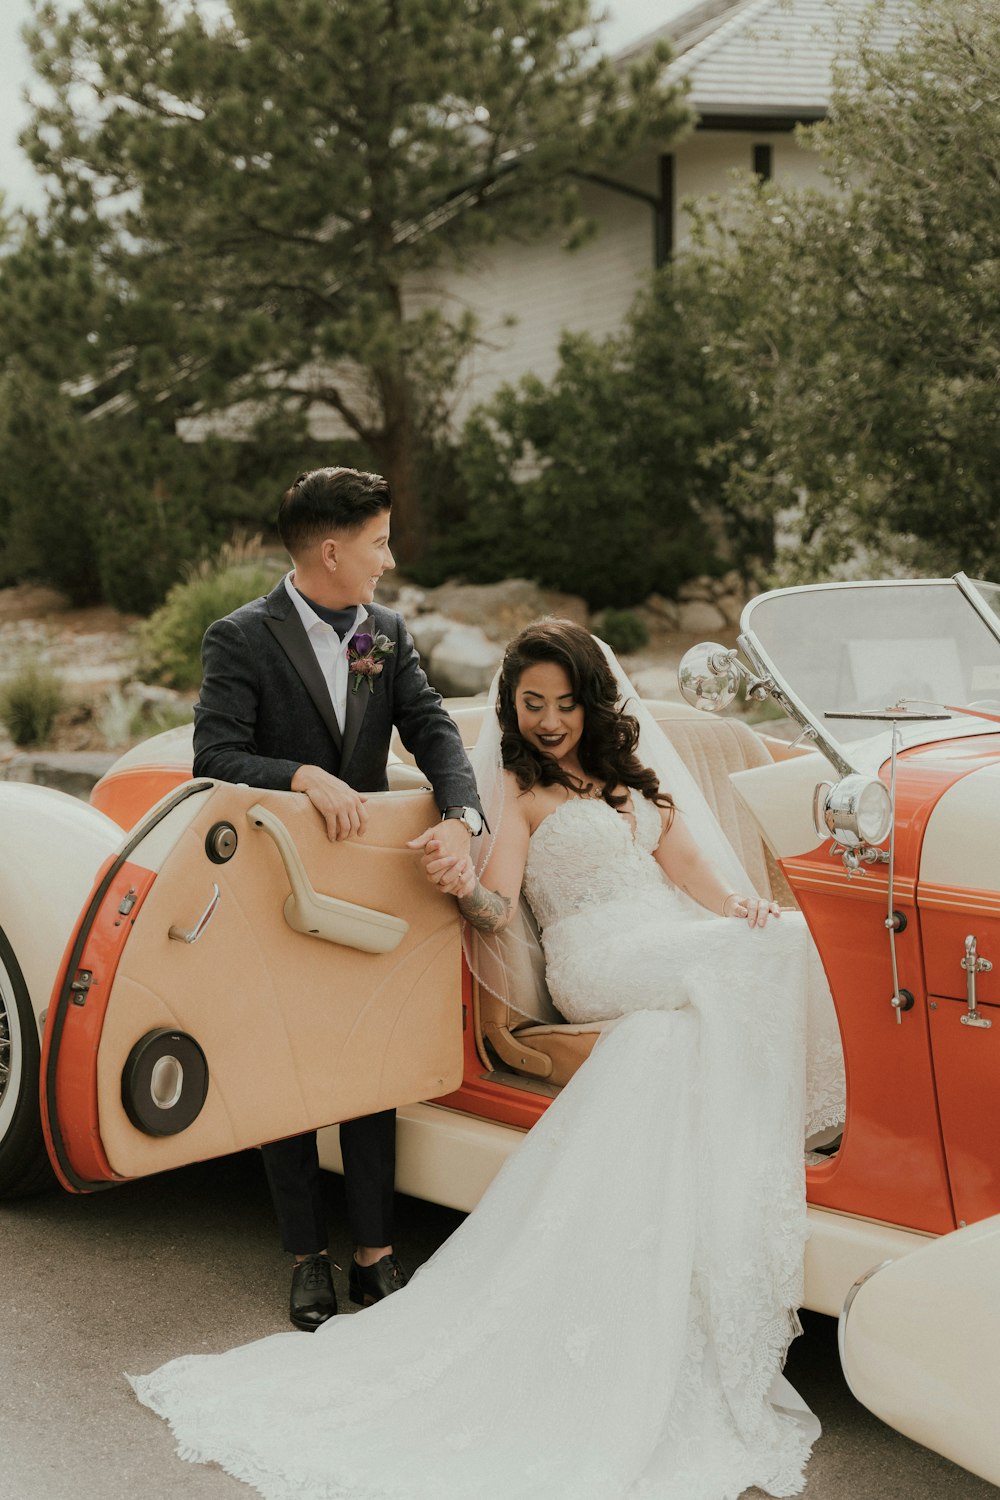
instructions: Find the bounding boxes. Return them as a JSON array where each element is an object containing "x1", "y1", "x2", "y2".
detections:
[{"x1": 0, "y1": 924, "x2": 55, "y2": 1198}]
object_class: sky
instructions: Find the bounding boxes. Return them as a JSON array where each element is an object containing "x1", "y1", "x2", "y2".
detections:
[{"x1": 0, "y1": 0, "x2": 694, "y2": 214}]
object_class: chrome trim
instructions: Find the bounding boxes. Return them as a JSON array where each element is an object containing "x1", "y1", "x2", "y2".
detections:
[
  {"x1": 736, "y1": 626, "x2": 854, "y2": 777},
  {"x1": 168, "y1": 883, "x2": 221, "y2": 944},
  {"x1": 954, "y1": 572, "x2": 1000, "y2": 650},
  {"x1": 838, "y1": 1258, "x2": 894, "y2": 1402},
  {"x1": 960, "y1": 934, "x2": 993, "y2": 1029}
]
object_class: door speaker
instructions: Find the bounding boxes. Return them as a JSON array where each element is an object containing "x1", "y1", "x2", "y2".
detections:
[{"x1": 121, "y1": 1029, "x2": 209, "y2": 1136}]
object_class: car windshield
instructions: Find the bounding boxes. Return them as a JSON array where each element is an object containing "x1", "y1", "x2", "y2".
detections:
[{"x1": 741, "y1": 578, "x2": 1000, "y2": 767}]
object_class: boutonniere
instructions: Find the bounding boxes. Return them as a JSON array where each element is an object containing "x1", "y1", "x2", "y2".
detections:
[{"x1": 347, "y1": 630, "x2": 396, "y2": 692}]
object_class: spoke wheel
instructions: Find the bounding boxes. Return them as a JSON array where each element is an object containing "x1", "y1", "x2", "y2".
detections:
[{"x1": 0, "y1": 925, "x2": 54, "y2": 1198}]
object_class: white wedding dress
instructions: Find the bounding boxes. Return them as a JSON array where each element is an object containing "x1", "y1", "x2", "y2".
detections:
[{"x1": 131, "y1": 791, "x2": 845, "y2": 1500}]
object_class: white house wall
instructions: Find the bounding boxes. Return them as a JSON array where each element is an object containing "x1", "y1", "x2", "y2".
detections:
[
  {"x1": 429, "y1": 126, "x2": 825, "y2": 429},
  {"x1": 675, "y1": 128, "x2": 828, "y2": 249},
  {"x1": 276, "y1": 130, "x2": 830, "y2": 443}
]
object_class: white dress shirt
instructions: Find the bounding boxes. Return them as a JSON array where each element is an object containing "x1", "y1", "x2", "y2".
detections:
[{"x1": 284, "y1": 574, "x2": 366, "y2": 734}]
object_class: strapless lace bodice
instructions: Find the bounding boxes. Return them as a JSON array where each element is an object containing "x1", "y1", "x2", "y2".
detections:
[{"x1": 523, "y1": 792, "x2": 668, "y2": 930}]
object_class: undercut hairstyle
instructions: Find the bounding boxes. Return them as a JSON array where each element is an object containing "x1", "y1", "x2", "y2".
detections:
[
  {"x1": 497, "y1": 618, "x2": 674, "y2": 817},
  {"x1": 277, "y1": 466, "x2": 391, "y2": 555}
]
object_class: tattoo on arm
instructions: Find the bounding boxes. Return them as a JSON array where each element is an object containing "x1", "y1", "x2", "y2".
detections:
[{"x1": 458, "y1": 881, "x2": 512, "y2": 933}]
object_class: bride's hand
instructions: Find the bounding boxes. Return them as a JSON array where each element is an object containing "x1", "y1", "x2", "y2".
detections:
[{"x1": 722, "y1": 893, "x2": 782, "y2": 928}]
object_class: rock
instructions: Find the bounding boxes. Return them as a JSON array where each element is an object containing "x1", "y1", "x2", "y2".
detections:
[
  {"x1": 428, "y1": 625, "x2": 504, "y2": 698},
  {"x1": 1, "y1": 751, "x2": 117, "y2": 801},
  {"x1": 407, "y1": 612, "x2": 454, "y2": 659},
  {"x1": 124, "y1": 681, "x2": 186, "y2": 709},
  {"x1": 628, "y1": 664, "x2": 686, "y2": 702},
  {"x1": 392, "y1": 584, "x2": 428, "y2": 616},
  {"x1": 716, "y1": 592, "x2": 746, "y2": 628},
  {"x1": 676, "y1": 600, "x2": 727, "y2": 634},
  {"x1": 677, "y1": 577, "x2": 716, "y2": 604},
  {"x1": 421, "y1": 579, "x2": 588, "y2": 644},
  {"x1": 643, "y1": 594, "x2": 680, "y2": 629}
]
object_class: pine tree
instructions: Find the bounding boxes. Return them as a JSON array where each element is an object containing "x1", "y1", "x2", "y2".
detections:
[{"x1": 20, "y1": 0, "x2": 688, "y2": 561}]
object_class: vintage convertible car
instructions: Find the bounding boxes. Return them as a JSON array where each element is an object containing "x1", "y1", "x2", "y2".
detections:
[{"x1": 1, "y1": 574, "x2": 998, "y2": 1484}]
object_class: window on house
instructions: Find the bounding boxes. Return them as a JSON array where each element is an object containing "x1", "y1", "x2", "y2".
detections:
[{"x1": 753, "y1": 144, "x2": 773, "y2": 181}]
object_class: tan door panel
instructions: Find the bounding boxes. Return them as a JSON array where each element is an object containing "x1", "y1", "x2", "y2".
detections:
[{"x1": 95, "y1": 784, "x2": 463, "y2": 1179}]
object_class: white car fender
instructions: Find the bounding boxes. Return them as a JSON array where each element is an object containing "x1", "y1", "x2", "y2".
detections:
[
  {"x1": 0, "y1": 783, "x2": 121, "y2": 1032},
  {"x1": 839, "y1": 1214, "x2": 1000, "y2": 1486}
]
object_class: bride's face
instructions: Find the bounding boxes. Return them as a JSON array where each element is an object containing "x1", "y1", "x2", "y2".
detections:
[{"x1": 514, "y1": 661, "x2": 585, "y2": 764}]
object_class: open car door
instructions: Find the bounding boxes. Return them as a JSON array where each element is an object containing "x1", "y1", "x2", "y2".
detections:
[{"x1": 41, "y1": 781, "x2": 463, "y2": 1193}]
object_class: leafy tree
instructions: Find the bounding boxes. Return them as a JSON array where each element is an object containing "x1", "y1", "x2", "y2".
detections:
[
  {"x1": 690, "y1": 0, "x2": 1000, "y2": 580},
  {"x1": 440, "y1": 256, "x2": 746, "y2": 606},
  {"x1": 20, "y1": 0, "x2": 689, "y2": 564}
]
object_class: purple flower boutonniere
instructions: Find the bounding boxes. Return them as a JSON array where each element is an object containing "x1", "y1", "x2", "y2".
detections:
[{"x1": 348, "y1": 630, "x2": 396, "y2": 692}]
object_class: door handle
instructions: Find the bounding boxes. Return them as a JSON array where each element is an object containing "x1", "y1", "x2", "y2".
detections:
[
  {"x1": 247, "y1": 804, "x2": 409, "y2": 954},
  {"x1": 168, "y1": 883, "x2": 221, "y2": 944},
  {"x1": 960, "y1": 934, "x2": 992, "y2": 1029}
]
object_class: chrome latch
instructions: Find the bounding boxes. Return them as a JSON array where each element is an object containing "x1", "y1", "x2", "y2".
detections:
[
  {"x1": 960, "y1": 934, "x2": 992, "y2": 1029},
  {"x1": 69, "y1": 969, "x2": 93, "y2": 1007}
]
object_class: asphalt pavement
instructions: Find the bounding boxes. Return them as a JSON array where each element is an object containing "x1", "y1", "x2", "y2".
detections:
[{"x1": 1, "y1": 1151, "x2": 994, "y2": 1500}]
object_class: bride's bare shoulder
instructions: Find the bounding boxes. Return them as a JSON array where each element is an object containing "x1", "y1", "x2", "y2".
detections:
[{"x1": 502, "y1": 772, "x2": 567, "y2": 836}]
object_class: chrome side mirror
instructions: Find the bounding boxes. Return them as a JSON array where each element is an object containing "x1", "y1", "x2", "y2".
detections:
[
  {"x1": 678, "y1": 642, "x2": 775, "y2": 712},
  {"x1": 677, "y1": 642, "x2": 742, "y2": 712}
]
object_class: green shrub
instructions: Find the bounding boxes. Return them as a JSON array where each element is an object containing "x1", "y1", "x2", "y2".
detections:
[
  {"x1": 0, "y1": 661, "x2": 66, "y2": 746},
  {"x1": 591, "y1": 609, "x2": 649, "y2": 655},
  {"x1": 138, "y1": 536, "x2": 284, "y2": 689}
]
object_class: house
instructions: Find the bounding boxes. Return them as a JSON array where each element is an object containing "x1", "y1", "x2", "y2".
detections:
[
  {"x1": 180, "y1": 0, "x2": 908, "y2": 447},
  {"x1": 413, "y1": 0, "x2": 908, "y2": 429}
]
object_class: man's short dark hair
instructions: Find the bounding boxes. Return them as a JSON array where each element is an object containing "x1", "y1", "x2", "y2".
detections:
[{"x1": 277, "y1": 466, "x2": 391, "y2": 554}]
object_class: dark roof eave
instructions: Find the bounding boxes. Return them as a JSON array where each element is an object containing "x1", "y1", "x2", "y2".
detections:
[{"x1": 694, "y1": 106, "x2": 827, "y2": 130}]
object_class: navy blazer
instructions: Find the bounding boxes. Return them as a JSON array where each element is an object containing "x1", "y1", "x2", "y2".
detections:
[{"x1": 192, "y1": 580, "x2": 482, "y2": 815}]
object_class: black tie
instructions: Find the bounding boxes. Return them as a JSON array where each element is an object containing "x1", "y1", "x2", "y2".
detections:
[{"x1": 298, "y1": 592, "x2": 360, "y2": 639}]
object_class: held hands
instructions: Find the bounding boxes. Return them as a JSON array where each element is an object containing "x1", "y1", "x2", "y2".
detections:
[
  {"x1": 291, "y1": 765, "x2": 368, "y2": 841},
  {"x1": 722, "y1": 893, "x2": 782, "y2": 928},
  {"x1": 407, "y1": 822, "x2": 475, "y2": 897}
]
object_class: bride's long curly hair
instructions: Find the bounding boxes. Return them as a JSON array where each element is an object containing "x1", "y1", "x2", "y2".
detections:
[{"x1": 496, "y1": 618, "x2": 674, "y2": 816}]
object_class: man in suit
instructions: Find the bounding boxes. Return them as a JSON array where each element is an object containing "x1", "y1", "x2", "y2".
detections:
[{"x1": 193, "y1": 466, "x2": 485, "y2": 1330}]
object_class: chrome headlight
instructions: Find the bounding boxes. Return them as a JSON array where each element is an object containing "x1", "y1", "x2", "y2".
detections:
[{"x1": 813, "y1": 775, "x2": 893, "y2": 849}]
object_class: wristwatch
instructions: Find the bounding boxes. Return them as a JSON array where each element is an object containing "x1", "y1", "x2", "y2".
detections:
[{"x1": 442, "y1": 805, "x2": 484, "y2": 836}]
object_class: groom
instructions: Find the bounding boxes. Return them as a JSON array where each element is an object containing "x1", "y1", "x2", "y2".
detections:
[{"x1": 193, "y1": 466, "x2": 484, "y2": 1330}]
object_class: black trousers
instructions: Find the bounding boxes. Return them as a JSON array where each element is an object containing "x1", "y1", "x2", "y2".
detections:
[{"x1": 260, "y1": 1109, "x2": 397, "y2": 1254}]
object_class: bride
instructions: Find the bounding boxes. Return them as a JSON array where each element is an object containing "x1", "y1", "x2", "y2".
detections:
[{"x1": 130, "y1": 619, "x2": 845, "y2": 1500}]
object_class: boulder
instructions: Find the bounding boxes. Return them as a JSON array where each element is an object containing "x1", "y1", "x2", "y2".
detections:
[
  {"x1": 421, "y1": 579, "x2": 588, "y2": 644},
  {"x1": 643, "y1": 594, "x2": 680, "y2": 630},
  {"x1": 716, "y1": 592, "x2": 746, "y2": 628},
  {"x1": 124, "y1": 681, "x2": 188, "y2": 709},
  {"x1": 407, "y1": 611, "x2": 454, "y2": 659},
  {"x1": 628, "y1": 664, "x2": 686, "y2": 702},
  {"x1": 1, "y1": 751, "x2": 116, "y2": 802},
  {"x1": 676, "y1": 600, "x2": 727, "y2": 634},
  {"x1": 428, "y1": 625, "x2": 503, "y2": 698},
  {"x1": 388, "y1": 583, "x2": 427, "y2": 616},
  {"x1": 676, "y1": 576, "x2": 716, "y2": 604}
]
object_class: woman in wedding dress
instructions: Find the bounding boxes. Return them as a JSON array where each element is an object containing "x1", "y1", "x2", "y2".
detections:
[{"x1": 131, "y1": 619, "x2": 845, "y2": 1500}]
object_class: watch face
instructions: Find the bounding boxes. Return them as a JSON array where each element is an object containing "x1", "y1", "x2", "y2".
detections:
[{"x1": 465, "y1": 808, "x2": 484, "y2": 836}]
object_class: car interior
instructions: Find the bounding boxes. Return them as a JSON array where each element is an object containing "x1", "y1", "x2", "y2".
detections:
[{"x1": 391, "y1": 703, "x2": 806, "y2": 1095}]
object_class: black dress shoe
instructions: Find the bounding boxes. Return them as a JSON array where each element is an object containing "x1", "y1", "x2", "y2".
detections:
[
  {"x1": 289, "y1": 1254, "x2": 337, "y2": 1330},
  {"x1": 349, "y1": 1253, "x2": 409, "y2": 1307}
]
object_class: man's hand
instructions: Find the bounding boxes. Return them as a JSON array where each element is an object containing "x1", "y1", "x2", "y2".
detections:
[
  {"x1": 291, "y1": 764, "x2": 368, "y2": 841},
  {"x1": 407, "y1": 819, "x2": 473, "y2": 895}
]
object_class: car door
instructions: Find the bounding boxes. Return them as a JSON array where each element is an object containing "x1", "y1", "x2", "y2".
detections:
[{"x1": 42, "y1": 780, "x2": 463, "y2": 1192}]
